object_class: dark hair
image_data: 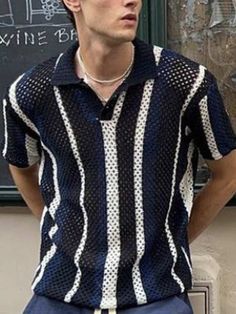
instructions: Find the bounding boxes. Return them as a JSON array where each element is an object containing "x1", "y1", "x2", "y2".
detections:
[{"x1": 62, "y1": 2, "x2": 76, "y2": 29}]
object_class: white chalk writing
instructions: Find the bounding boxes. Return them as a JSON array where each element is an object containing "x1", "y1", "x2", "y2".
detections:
[{"x1": 0, "y1": 28, "x2": 76, "y2": 47}]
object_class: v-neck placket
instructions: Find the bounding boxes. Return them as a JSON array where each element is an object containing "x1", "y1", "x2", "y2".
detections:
[
  {"x1": 51, "y1": 36, "x2": 162, "y2": 123},
  {"x1": 98, "y1": 80, "x2": 130, "y2": 122}
]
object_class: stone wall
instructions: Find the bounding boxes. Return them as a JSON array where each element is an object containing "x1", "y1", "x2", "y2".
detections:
[
  {"x1": 168, "y1": 0, "x2": 236, "y2": 129},
  {"x1": 167, "y1": 2, "x2": 236, "y2": 312}
]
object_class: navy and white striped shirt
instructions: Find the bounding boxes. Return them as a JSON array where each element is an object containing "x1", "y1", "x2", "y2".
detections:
[{"x1": 1, "y1": 37, "x2": 236, "y2": 310}]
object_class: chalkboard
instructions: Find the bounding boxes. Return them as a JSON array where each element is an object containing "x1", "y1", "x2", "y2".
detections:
[{"x1": 0, "y1": 0, "x2": 80, "y2": 188}]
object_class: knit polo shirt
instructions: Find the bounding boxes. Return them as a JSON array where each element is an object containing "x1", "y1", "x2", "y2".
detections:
[{"x1": 1, "y1": 37, "x2": 236, "y2": 310}]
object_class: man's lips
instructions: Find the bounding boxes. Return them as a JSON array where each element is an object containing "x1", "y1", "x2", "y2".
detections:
[{"x1": 121, "y1": 14, "x2": 137, "y2": 21}]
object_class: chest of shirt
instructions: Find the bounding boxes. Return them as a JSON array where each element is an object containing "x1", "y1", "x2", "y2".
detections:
[{"x1": 34, "y1": 80, "x2": 191, "y2": 162}]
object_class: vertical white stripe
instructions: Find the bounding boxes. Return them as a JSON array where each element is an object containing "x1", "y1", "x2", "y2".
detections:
[
  {"x1": 179, "y1": 140, "x2": 195, "y2": 219},
  {"x1": 4, "y1": 64, "x2": 63, "y2": 293},
  {"x1": 132, "y1": 80, "x2": 155, "y2": 305},
  {"x1": 100, "y1": 120, "x2": 120, "y2": 309},
  {"x1": 2, "y1": 99, "x2": 8, "y2": 157},
  {"x1": 38, "y1": 149, "x2": 45, "y2": 185},
  {"x1": 108, "y1": 91, "x2": 128, "y2": 123},
  {"x1": 199, "y1": 96, "x2": 222, "y2": 160},
  {"x1": 109, "y1": 309, "x2": 117, "y2": 314},
  {"x1": 31, "y1": 141, "x2": 61, "y2": 290},
  {"x1": 3, "y1": 74, "x2": 61, "y2": 291},
  {"x1": 8, "y1": 74, "x2": 39, "y2": 134},
  {"x1": 164, "y1": 65, "x2": 206, "y2": 292},
  {"x1": 38, "y1": 151, "x2": 47, "y2": 232},
  {"x1": 99, "y1": 92, "x2": 126, "y2": 309},
  {"x1": 55, "y1": 53, "x2": 63, "y2": 67},
  {"x1": 53, "y1": 85, "x2": 89, "y2": 303},
  {"x1": 94, "y1": 310, "x2": 102, "y2": 314},
  {"x1": 31, "y1": 243, "x2": 58, "y2": 291},
  {"x1": 4, "y1": 79, "x2": 40, "y2": 166},
  {"x1": 40, "y1": 143, "x2": 60, "y2": 222},
  {"x1": 39, "y1": 205, "x2": 48, "y2": 232},
  {"x1": 25, "y1": 134, "x2": 40, "y2": 165},
  {"x1": 181, "y1": 246, "x2": 193, "y2": 274},
  {"x1": 153, "y1": 45, "x2": 163, "y2": 65},
  {"x1": 31, "y1": 243, "x2": 57, "y2": 298},
  {"x1": 32, "y1": 263, "x2": 41, "y2": 282}
]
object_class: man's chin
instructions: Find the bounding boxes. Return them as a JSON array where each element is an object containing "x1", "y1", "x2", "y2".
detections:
[{"x1": 112, "y1": 31, "x2": 137, "y2": 44}]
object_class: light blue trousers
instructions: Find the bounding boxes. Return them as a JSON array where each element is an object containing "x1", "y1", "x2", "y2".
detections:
[{"x1": 23, "y1": 291, "x2": 193, "y2": 314}]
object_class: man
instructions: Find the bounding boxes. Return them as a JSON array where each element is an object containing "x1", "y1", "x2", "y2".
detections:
[{"x1": 1, "y1": 0, "x2": 236, "y2": 313}]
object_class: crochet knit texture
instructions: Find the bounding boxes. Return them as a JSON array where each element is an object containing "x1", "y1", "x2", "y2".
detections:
[{"x1": 1, "y1": 37, "x2": 236, "y2": 310}]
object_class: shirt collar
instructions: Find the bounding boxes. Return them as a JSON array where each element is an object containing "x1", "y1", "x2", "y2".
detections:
[{"x1": 51, "y1": 37, "x2": 161, "y2": 87}]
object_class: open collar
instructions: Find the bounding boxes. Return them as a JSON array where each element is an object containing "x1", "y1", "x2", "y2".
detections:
[{"x1": 51, "y1": 37, "x2": 161, "y2": 87}]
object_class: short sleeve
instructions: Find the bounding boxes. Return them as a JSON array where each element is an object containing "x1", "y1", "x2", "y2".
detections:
[
  {"x1": 185, "y1": 73, "x2": 236, "y2": 160},
  {"x1": 1, "y1": 88, "x2": 41, "y2": 168}
]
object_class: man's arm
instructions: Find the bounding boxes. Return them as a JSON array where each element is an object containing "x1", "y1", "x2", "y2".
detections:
[
  {"x1": 9, "y1": 163, "x2": 45, "y2": 220},
  {"x1": 187, "y1": 149, "x2": 236, "y2": 244}
]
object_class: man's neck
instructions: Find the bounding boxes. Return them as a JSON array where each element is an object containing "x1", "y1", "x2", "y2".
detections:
[{"x1": 75, "y1": 37, "x2": 134, "y2": 81}]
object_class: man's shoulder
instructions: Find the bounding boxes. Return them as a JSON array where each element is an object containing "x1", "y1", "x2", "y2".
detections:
[
  {"x1": 152, "y1": 44, "x2": 215, "y2": 92},
  {"x1": 155, "y1": 45, "x2": 206, "y2": 74},
  {"x1": 3, "y1": 54, "x2": 61, "y2": 113},
  {"x1": 14, "y1": 54, "x2": 60, "y2": 91}
]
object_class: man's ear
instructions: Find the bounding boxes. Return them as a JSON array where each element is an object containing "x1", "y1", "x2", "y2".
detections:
[{"x1": 63, "y1": 0, "x2": 81, "y2": 13}]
